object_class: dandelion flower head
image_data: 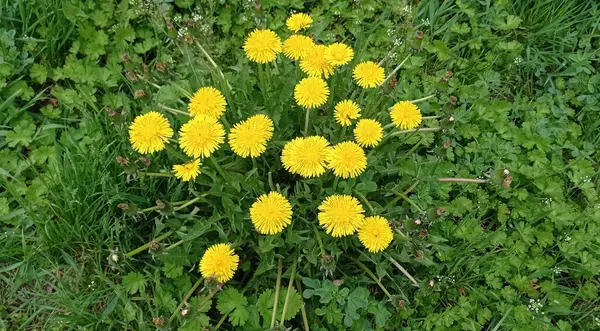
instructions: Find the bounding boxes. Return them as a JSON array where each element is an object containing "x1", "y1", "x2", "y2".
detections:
[
  {"x1": 325, "y1": 43, "x2": 354, "y2": 66},
  {"x1": 286, "y1": 13, "x2": 313, "y2": 32},
  {"x1": 283, "y1": 34, "x2": 315, "y2": 61},
  {"x1": 129, "y1": 111, "x2": 173, "y2": 154},
  {"x1": 294, "y1": 76, "x2": 329, "y2": 109},
  {"x1": 354, "y1": 119, "x2": 383, "y2": 147},
  {"x1": 281, "y1": 136, "x2": 330, "y2": 178},
  {"x1": 199, "y1": 243, "x2": 239, "y2": 283},
  {"x1": 334, "y1": 99, "x2": 361, "y2": 126},
  {"x1": 178, "y1": 115, "x2": 225, "y2": 158},
  {"x1": 172, "y1": 159, "x2": 201, "y2": 181},
  {"x1": 326, "y1": 141, "x2": 367, "y2": 179},
  {"x1": 353, "y1": 61, "x2": 385, "y2": 88},
  {"x1": 318, "y1": 195, "x2": 365, "y2": 237},
  {"x1": 188, "y1": 87, "x2": 226, "y2": 119},
  {"x1": 358, "y1": 216, "x2": 393, "y2": 253},
  {"x1": 300, "y1": 45, "x2": 335, "y2": 78},
  {"x1": 228, "y1": 114, "x2": 274, "y2": 158},
  {"x1": 243, "y1": 29, "x2": 282, "y2": 63},
  {"x1": 390, "y1": 101, "x2": 422, "y2": 130},
  {"x1": 250, "y1": 192, "x2": 293, "y2": 235}
]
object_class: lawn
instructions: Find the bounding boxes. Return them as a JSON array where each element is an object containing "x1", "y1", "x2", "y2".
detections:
[{"x1": 1, "y1": 0, "x2": 599, "y2": 330}]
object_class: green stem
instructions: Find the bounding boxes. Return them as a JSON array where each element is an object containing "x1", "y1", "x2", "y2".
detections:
[
  {"x1": 139, "y1": 199, "x2": 190, "y2": 213},
  {"x1": 173, "y1": 196, "x2": 202, "y2": 212},
  {"x1": 194, "y1": 41, "x2": 232, "y2": 91},
  {"x1": 125, "y1": 230, "x2": 174, "y2": 257},
  {"x1": 386, "y1": 127, "x2": 441, "y2": 138},
  {"x1": 158, "y1": 103, "x2": 190, "y2": 116},
  {"x1": 438, "y1": 177, "x2": 488, "y2": 183},
  {"x1": 382, "y1": 54, "x2": 411, "y2": 86},
  {"x1": 257, "y1": 64, "x2": 269, "y2": 107},
  {"x1": 210, "y1": 156, "x2": 228, "y2": 179},
  {"x1": 395, "y1": 191, "x2": 424, "y2": 213},
  {"x1": 296, "y1": 278, "x2": 311, "y2": 331},
  {"x1": 304, "y1": 109, "x2": 310, "y2": 136},
  {"x1": 140, "y1": 172, "x2": 173, "y2": 178},
  {"x1": 421, "y1": 115, "x2": 441, "y2": 120},
  {"x1": 387, "y1": 255, "x2": 420, "y2": 287},
  {"x1": 410, "y1": 94, "x2": 435, "y2": 103},
  {"x1": 354, "y1": 190, "x2": 375, "y2": 214},
  {"x1": 271, "y1": 259, "x2": 283, "y2": 328},
  {"x1": 215, "y1": 312, "x2": 228, "y2": 329},
  {"x1": 170, "y1": 277, "x2": 203, "y2": 320},
  {"x1": 280, "y1": 259, "x2": 298, "y2": 323},
  {"x1": 268, "y1": 171, "x2": 275, "y2": 191},
  {"x1": 351, "y1": 257, "x2": 392, "y2": 299},
  {"x1": 311, "y1": 224, "x2": 326, "y2": 256}
]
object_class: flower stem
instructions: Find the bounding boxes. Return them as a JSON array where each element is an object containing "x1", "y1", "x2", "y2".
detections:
[
  {"x1": 158, "y1": 103, "x2": 190, "y2": 116},
  {"x1": 125, "y1": 230, "x2": 174, "y2": 257},
  {"x1": 173, "y1": 196, "x2": 203, "y2": 212},
  {"x1": 170, "y1": 277, "x2": 203, "y2": 321},
  {"x1": 140, "y1": 172, "x2": 173, "y2": 178},
  {"x1": 210, "y1": 156, "x2": 228, "y2": 179},
  {"x1": 296, "y1": 278, "x2": 311, "y2": 331},
  {"x1": 304, "y1": 109, "x2": 310, "y2": 136},
  {"x1": 271, "y1": 259, "x2": 283, "y2": 328},
  {"x1": 386, "y1": 255, "x2": 420, "y2": 287},
  {"x1": 410, "y1": 95, "x2": 436, "y2": 103},
  {"x1": 382, "y1": 54, "x2": 411, "y2": 86},
  {"x1": 351, "y1": 257, "x2": 392, "y2": 299},
  {"x1": 280, "y1": 259, "x2": 298, "y2": 323},
  {"x1": 387, "y1": 127, "x2": 441, "y2": 138},
  {"x1": 395, "y1": 191, "x2": 424, "y2": 213},
  {"x1": 354, "y1": 190, "x2": 375, "y2": 214},
  {"x1": 437, "y1": 177, "x2": 489, "y2": 183},
  {"x1": 311, "y1": 224, "x2": 326, "y2": 256}
]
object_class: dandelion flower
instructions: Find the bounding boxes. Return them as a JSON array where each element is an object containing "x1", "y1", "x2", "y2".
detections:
[
  {"x1": 358, "y1": 216, "x2": 393, "y2": 253},
  {"x1": 294, "y1": 77, "x2": 329, "y2": 109},
  {"x1": 250, "y1": 192, "x2": 293, "y2": 235},
  {"x1": 286, "y1": 13, "x2": 312, "y2": 32},
  {"x1": 300, "y1": 45, "x2": 335, "y2": 78},
  {"x1": 283, "y1": 34, "x2": 315, "y2": 60},
  {"x1": 188, "y1": 87, "x2": 227, "y2": 119},
  {"x1": 281, "y1": 136, "x2": 330, "y2": 177},
  {"x1": 390, "y1": 101, "x2": 422, "y2": 130},
  {"x1": 318, "y1": 195, "x2": 365, "y2": 237},
  {"x1": 354, "y1": 119, "x2": 383, "y2": 147},
  {"x1": 326, "y1": 141, "x2": 367, "y2": 178},
  {"x1": 243, "y1": 29, "x2": 282, "y2": 63},
  {"x1": 334, "y1": 100, "x2": 361, "y2": 126},
  {"x1": 199, "y1": 243, "x2": 239, "y2": 283},
  {"x1": 178, "y1": 115, "x2": 225, "y2": 158},
  {"x1": 325, "y1": 43, "x2": 354, "y2": 66},
  {"x1": 228, "y1": 114, "x2": 274, "y2": 158},
  {"x1": 129, "y1": 111, "x2": 173, "y2": 154},
  {"x1": 172, "y1": 159, "x2": 201, "y2": 181},
  {"x1": 353, "y1": 61, "x2": 385, "y2": 88}
]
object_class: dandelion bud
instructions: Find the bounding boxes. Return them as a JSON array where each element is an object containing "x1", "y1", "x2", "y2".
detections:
[
  {"x1": 110, "y1": 253, "x2": 119, "y2": 263},
  {"x1": 152, "y1": 317, "x2": 165, "y2": 326},
  {"x1": 428, "y1": 279, "x2": 435, "y2": 288},
  {"x1": 181, "y1": 308, "x2": 189, "y2": 316},
  {"x1": 156, "y1": 200, "x2": 166, "y2": 209},
  {"x1": 448, "y1": 115, "x2": 455, "y2": 122},
  {"x1": 117, "y1": 203, "x2": 129, "y2": 210},
  {"x1": 415, "y1": 31, "x2": 424, "y2": 40},
  {"x1": 503, "y1": 168, "x2": 510, "y2": 176},
  {"x1": 121, "y1": 53, "x2": 129, "y2": 63},
  {"x1": 414, "y1": 219, "x2": 421, "y2": 225},
  {"x1": 134, "y1": 89, "x2": 145, "y2": 98}
]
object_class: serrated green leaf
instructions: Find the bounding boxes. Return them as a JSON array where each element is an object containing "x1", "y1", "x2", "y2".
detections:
[{"x1": 122, "y1": 272, "x2": 147, "y2": 294}]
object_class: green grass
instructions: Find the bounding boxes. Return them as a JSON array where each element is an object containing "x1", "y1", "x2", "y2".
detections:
[{"x1": 1, "y1": 0, "x2": 600, "y2": 330}]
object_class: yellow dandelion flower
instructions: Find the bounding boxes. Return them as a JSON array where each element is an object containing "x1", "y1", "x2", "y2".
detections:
[
  {"x1": 199, "y1": 243, "x2": 239, "y2": 283},
  {"x1": 358, "y1": 216, "x2": 393, "y2": 253},
  {"x1": 325, "y1": 43, "x2": 354, "y2": 66},
  {"x1": 250, "y1": 192, "x2": 293, "y2": 235},
  {"x1": 334, "y1": 100, "x2": 361, "y2": 126},
  {"x1": 172, "y1": 159, "x2": 201, "y2": 181},
  {"x1": 300, "y1": 45, "x2": 335, "y2": 78},
  {"x1": 228, "y1": 114, "x2": 274, "y2": 158},
  {"x1": 353, "y1": 61, "x2": 385, "y2": 88},
  {"x1": 286, "y1": 13, "x2": 312, "y2": 32},
  {"x1": 326, "y1": 141, "x2": 367, "y2": 179},
  {"x1": 178, "y1": 115, "x2": 225, "y2": 158},
  {"x1": 318, "y1": 195, "x2": 365, "y2": 237},
  {"x1": 281, "y1": 136, "x2": 330, "y2": 178},
  {"x1": 390, "y1": 101, "x2": 422, "y2": 130},
  {"x1": 294, "y1": 77, "x2": 329, "y2": 109},
  {"x1": 243, "y1": 29, "x2": 282, "y2": 63},
  {"x1": 283, "y1": 34, "x2": 315, "y2": 60},
  {"x1": 354, "y1": 119, "x2": 383, "y2": 147},
  {"x1": 188, "y1": 87, "x2": 227, "y2": 119},
  {"x1": 129, "y1": 111, "x2": 173, "y2": 154}
]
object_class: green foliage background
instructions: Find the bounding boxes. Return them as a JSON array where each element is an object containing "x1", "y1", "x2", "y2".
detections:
[{"x1": 1, "y1": 0, "x2": 599, "y2": 330}]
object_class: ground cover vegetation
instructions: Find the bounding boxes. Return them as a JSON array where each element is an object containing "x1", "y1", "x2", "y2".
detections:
[{"x1": 1, "y1": 0, "x2": 599, "y2": 330}]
